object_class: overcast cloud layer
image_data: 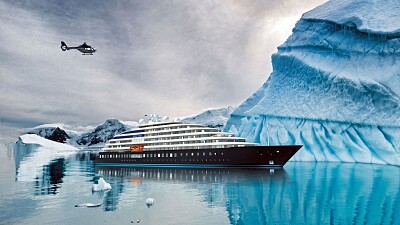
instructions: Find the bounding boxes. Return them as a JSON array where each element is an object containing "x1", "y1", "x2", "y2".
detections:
[{"x1": 0, "y1": 0, "x2": 326, "y2": 141}]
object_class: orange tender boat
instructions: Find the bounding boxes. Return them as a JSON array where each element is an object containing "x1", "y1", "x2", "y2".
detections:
[{"x1": 130, "y1": 144, "x2": 144, "y2": 152}]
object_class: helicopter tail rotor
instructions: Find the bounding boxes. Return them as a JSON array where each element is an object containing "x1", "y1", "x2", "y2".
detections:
[{"x1": 61, "y1": 41, "x2": 68, "y2": 51}]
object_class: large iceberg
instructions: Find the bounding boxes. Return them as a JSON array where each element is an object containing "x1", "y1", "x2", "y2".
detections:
[{"x1": 225, "y1": 0, "x2": 400, "y2": 166}]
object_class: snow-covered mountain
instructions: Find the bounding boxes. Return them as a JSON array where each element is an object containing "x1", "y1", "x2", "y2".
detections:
[
  {"x1": 29, "y1": 123, "x2": 95, "y2": 144},
  {"x1": 225, "y1": 0, "x2": 400, "y2": 166},
  {"x1": 29, "y1": 119, "x2": 137, "y2": 147},
  {"x1": 75, "y1": 119, "x2": 131, "y2": 146},
  {"x1": 29, "y1": 127, "x2": 71, "y2": 143},
  {"x1": 182, "y1": 107, "x2": 236, "y2": 129}
]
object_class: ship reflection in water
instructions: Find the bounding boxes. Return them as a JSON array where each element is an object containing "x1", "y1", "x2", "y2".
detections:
[
  {"x1": 96, "y1": 166, "x2": 284, "y2": 214},
  {"x1": 97, "y1": 167, "x2": 283, "y2": 183},
  {"x1": 95, "y1": 164, "x2": 400, "y2": 225}
]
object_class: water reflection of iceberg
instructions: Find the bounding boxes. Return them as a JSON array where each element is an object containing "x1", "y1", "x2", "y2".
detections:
[
  {"x1": 14, "y1": 134, "x2": 78, "y2": 183},
  {"x1": 14, "y1": 141, "x2": 68, "y2": 195},
  {"x1": 233, "y1": 163, "x2": 400, "y2": 225},
  {"x1": 34, "y1": 158, "x2": 66, "y2": 195}
]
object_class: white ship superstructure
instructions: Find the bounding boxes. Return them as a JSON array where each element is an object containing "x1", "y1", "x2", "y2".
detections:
[{"x1": 102, "y1": 114, "x2": 256, "y2": 152}]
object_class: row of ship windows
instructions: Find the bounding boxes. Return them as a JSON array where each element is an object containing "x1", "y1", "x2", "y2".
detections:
[
  {"x1": 145, "y1": 125, "x2": 203, "y2": 132},
  {"x1": 110, "y1": 134, "x2": 236, "y2": 144},
  {"x1": 125, "y1": 129, "x2": 209, "y2": 138},
  {"x1": 147, "y1": 140, "x2": 242, "y2": 147},
  {"x1": 117, "y1": 129, "x2": 218, "y2": 140},
  {"x1": 148, "y1": 129, "x2": 217, "y2": 136},
  {"x1": 114, "y1": 139, "x2": 144, "y2": 144},
  {"x1": 113, "y1": 134, "x2": 144, "y2": 140},
  {"x1": 119, "y1": 158, "x2": 230, "y2": 163},
  {"x1": 99, "y1": 151, "x2": 224, "y2": 159},
  {"x1": 107, "y1": 144, "x2": 246, "y2": 150},
  {"x1": 122, "y1": 129, "x2": 145, "y2": 134},
  {"x1": 147, "y1": 134, "x2": 234, "y2": 141},
  {"x1": 148, "y1": 145, "x2": 245, "y2": 150},
  {"x1": 109, "y1": 139, "x2": 244, "y2": 146}
]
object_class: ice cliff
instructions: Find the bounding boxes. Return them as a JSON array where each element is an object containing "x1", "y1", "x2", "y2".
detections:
[{"x1": 225, "y1": 0, "x2": 400, "y2": 166}]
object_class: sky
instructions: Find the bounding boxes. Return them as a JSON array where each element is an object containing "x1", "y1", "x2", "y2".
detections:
[{"x1": 0, "y1": 0, "x2": 326, "y2": 142}]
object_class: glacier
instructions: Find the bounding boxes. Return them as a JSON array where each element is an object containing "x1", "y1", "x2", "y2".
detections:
[{"x1": 225, "y1": 0, "x2": 400, "y2": 166}]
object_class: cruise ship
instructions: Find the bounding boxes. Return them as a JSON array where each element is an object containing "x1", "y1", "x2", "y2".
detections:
[{"x1": 95, "y1": 114, "x2": 301, "y2": 168}]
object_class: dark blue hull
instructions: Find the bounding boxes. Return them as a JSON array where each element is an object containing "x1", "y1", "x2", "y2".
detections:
[{"x1": 95, "y1": 145, "x2": 301, "y2": 168}]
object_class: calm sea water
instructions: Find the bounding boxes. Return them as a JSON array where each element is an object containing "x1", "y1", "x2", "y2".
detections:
[{"x1": 0, "y1": 142, "x2": 399, "y2": 225}]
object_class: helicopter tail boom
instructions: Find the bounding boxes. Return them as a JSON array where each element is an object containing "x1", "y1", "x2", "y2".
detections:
[{"x1": 61, "y1": 41, "x2": 68, "y2": 51}]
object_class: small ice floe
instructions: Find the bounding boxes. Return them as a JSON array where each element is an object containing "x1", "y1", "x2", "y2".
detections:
[
  {"x1": 145, "y1": 198, "x2": 154, "y2": 208},
  {"x1": 92, "y1": 178, "x2": 112, "y2": 192},
  {"x1": 75, "y1": 203, "x2": 102, "y2": 208}
]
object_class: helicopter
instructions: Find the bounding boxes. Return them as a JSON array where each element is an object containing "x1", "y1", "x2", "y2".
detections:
[{"x1": 61, "y1": 41, "x2": 96, "y2": 55}]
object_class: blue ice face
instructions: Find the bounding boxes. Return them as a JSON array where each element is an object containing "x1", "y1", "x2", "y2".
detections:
[{"x1": 226, "y1": 115, "x2": 400, "y2": 165}]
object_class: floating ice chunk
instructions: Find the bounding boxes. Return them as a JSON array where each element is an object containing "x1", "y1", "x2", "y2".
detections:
[
  {"x1": 75, "y1": 203, "x2": 102, "y2": 208},
  {"x1": 92, "y1": 178, "x2": 112, "y2": 191},
  {"x1": 145, "y1": 198, "x2": 154, "y2": 208}
]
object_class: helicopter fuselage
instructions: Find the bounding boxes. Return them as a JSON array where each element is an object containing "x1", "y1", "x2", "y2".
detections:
[{"x1": 61, "y1": 41, "x2": 96, "y2": 55}]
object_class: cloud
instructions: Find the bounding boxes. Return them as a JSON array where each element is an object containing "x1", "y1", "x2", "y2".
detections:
[{"x1": 0, "y1": 0, "x2": 326, "y2": 141}]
